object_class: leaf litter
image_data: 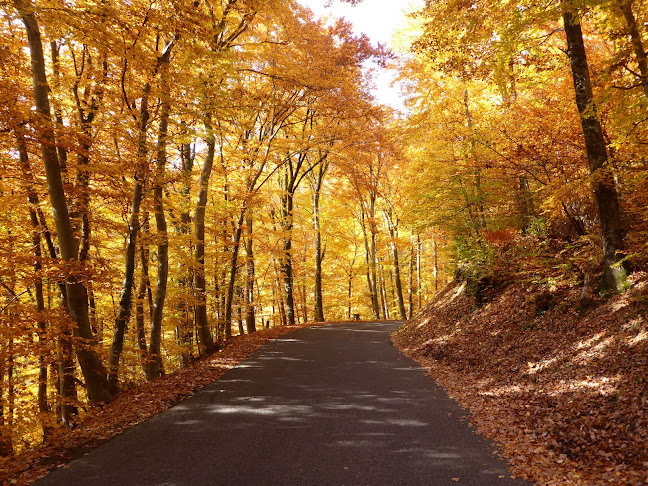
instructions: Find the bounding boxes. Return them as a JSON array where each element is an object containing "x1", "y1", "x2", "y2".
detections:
[{"x1": 393, "y1": 273, "x2": 648, "y2": 485}]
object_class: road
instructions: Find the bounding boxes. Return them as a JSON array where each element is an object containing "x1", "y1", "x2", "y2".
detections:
[{"x1": 36, "y1": 321, "x2": 531, "y2": 486}]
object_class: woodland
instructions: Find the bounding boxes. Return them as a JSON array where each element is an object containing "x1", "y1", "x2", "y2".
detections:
[{"x1": 0, "y1": 0, "x2": 647, "y2": 484}]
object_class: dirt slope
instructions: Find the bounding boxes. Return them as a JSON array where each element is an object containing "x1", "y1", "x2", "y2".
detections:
[{"x1": 393, "y1": 273, "x2": 648, "y2": 485}]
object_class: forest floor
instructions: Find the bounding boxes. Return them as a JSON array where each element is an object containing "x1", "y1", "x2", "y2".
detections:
[
  {"x1": 393, "y1": 271, "x2": 648, "y2": 485},
  {"x1": 1, "y1": 322, "x2": 325, "y2": 485}
]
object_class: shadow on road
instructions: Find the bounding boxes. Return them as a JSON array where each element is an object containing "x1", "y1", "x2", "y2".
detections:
[{"x1": 36, "y1": 321, "x2": 531, "y2": 486}]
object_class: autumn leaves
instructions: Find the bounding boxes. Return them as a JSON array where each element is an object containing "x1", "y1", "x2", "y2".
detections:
[{"x1": 0, "y1": 0, "x2": 410, "y2": 454}]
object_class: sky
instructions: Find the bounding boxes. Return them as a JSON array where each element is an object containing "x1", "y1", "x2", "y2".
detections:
[{"x1": 297, "y1": 0, "x2": 423, "y2": 111}]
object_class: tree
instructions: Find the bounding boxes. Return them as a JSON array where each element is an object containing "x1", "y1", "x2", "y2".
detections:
[
  {"x1": 14, "y1": 0, "x2": 112, "y2": 404},
  {"x1": 562, "y1": 4, "x2": 628, "y2": 291}
]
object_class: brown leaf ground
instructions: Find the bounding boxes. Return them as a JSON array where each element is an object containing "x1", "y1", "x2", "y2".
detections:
[
  {"x1": 393, "y1": 272, "x2": 648, "y2": 485},
  {"x1": 0, "y1": 323, "x2": 324, "y2": 486}
]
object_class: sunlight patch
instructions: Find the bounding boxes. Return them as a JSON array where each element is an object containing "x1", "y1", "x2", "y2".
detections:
[
  {"x1": 451, "y1": 282, "x2": 467, "y2": 302},
  {"x1": 479, "y1": 384, "x2": 528, "y2": 397},
  {"x1": 627, "y1": 329, "x2": 647, "y2": 347},
  {"x1": 550, "y1": 375, "x2": 620, "y2": 397},
  {"x1": 208, "y1": 404, "x2": 313, "y2": 416},
  {"x1": 575, "y1": 332, "x2": 607, "y2": 351},
  {"x1": 525, "y1": 356, "x2": 559, "y2": 375},
  {"x1": 573, "y1": 335, "x2": 615, "y2": 365}
]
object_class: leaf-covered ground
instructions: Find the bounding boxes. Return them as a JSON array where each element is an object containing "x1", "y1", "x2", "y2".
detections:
[
  {"x1": 1, "y1": 323, "x2": 322, "y2": 485},
  {"x1": 393, "y1": 273, "x2": 648, "y2": 485}
]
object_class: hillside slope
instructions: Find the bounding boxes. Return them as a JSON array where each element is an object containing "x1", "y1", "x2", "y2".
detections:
[{"x1": 393, "y1": 273, "x2": 648, "y2": 485}]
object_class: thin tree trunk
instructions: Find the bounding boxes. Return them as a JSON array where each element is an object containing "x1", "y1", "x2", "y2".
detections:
[
  {"x1": 370, "y1": 234, "x2": 380, "y2": 317},
  {"x1": 49, "y1": 40, "x2": 68, "y2": 176},
  {"x1": 311, "y1": 163, "x2": 326, "y2": 322},
  {"x1": 417, "y1": 235, "x2": 422, "y2": 311},
  {"x1": 237, "y1": 292, "x2": 244, "y2": 335},
  {"x1": 109, "y1": 85, "x2": 151, "y2": 392},
  {"x1": 272, "y1": 260, "x2": 287, "y2": 326},
  {"x1": 245, "y1": 212, "x2": 256, "y2": 333},
  {"x1": 16, "y1": 1, "x2": 111, "y2": 403},
  {"x1": 619, "y1": 0, "x2": 648, "y2": 99},
  {"x1": 33, "y1": 192, "x2": 78, "y2": 425},
  {"x1": 379, "y1": 262, "x2": 390, "y2": 319},
  {"x1": 17, "y1": 136, "x2": 52, "y2": 437},
  {"x1": 408, "y1": 235, "x2": 414, "y2": 320},
  {"x1": 432, "y1": 233, "x2": 439, "y2": 294},
  {"x1": 348, "y1": 278, "x2": 353, "y2": 319},
  {"x1": 135, "y1": 241, "x2": 150, "y2": 377},
  {"x1": 194, "y1": 117, "x2": 216, "y2": 353},
  {"x1": 384, "y1": 210, "x2": 407, "y2": 320},
  {"x1": 361, "y1": 210, "x2": 380, "y2": 319},
  {"x1": 280, "y1": 190, "x2": 296, "y2": 327},
  {"x1": 225, "y1": 210, "x2": 245, "y2": 339},
  {"x1": 148, "y1": 65, "x2": 171, "y2": 378},
  {"x1": 88, "y1": 283, "x2": 100, "y2": 339},
  {"x1": 176, "y1": 139, "x2": 194, "y2": 366},
  {"x1": 301, "y1": 245, "x2": 308, "y2": 324},
  {"x1": 563, "y1": 7, "x2": 628, "y2": 291},
  {"x1": 0, "y1": 348, "x2": 9, "y2": 456},
  {"x1": 58, "y1": 311, "x2": 78, "y2": 426}
]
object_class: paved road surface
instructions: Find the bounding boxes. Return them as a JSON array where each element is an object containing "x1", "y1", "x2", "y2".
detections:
[{"x1": 36, "y1": 321, "x2": 531, "y2": 486}]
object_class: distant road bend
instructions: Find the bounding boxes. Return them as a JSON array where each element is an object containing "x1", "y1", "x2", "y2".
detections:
[{"x1": 36, "y1": 321, "x2": 531, "y2": 486}]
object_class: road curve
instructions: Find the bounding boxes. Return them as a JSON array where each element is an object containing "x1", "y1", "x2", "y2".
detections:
[{"x1": 36, "y1": 321, "x2": 531, "y2": 486}]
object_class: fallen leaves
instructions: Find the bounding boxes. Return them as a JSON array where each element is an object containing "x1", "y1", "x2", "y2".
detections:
[{"x1": 393, "y1": 272, "x2": 648, "y2": 486}]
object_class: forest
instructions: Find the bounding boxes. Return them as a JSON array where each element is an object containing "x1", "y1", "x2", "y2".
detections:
[{"x1": 0, "y1": 0, "x2": 647, "y2": 482}]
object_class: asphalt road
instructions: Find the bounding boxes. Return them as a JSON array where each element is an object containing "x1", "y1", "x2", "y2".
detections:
[{"x1": 36, "y1": 321, "x2": 531, "y2": 486}]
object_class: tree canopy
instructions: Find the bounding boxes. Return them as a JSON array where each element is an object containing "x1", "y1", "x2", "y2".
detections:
[{"x1": 0, "y1": 0, "x2": 647, "y2": 467}]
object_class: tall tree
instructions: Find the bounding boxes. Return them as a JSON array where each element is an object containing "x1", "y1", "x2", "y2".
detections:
[
  {"x1": 14, "y1": 0, "x2": 112, "y2": 404},
  {"x1": 562, "y1": 5, "x2": 628, "y2": 291}
]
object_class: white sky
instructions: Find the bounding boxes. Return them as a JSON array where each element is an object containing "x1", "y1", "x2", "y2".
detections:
[{"x1": 297, "y1": 0, "x2": 423, "y2": 112}]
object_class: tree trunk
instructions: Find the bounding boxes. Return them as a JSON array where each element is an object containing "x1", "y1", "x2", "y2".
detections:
[
  {"x1": 135, "y1": 240, "x2": 150, "y2": 377},
  {"x1": 311, "y1": 163, "x2": 326, "y2": 322},
  {"x1": 563, "y1": 7, "x2": 628, "y2": 291},
  {"x1": 194, "y1": 118, "x2": 216, "y2": 353},
  {"x1": 384, "y1": 210, "x2": 407, "y2": 320},
  {"x1": 370, "y1": 231, "x2": 380, "y2": 317},
  {"x1": 360, "y1": 210, "x2": 380, "y2": 319},
  {"x1": 109, "y1": 82, "x2": 151, "y2": 392},
  {"x1": 17, "y1": 136, "x2": 53, "y2": 437},
  {"x1": 619, "y1": 0, "x2": 648, "y2": 99},
  {"x1": 379, "y1": 262, "x2": 390, "y2": 319},
  {"x1": 417, "y1": 236, "x2": 422, "y2": 311},
  {"x1": 301, "y1": 245, "x2": 308, "y2": 324},
  {"x1": 148, "y1": 66, "x2": 171, "y2": 378},
  {"x1": 0, "y1": 355, "x2": 10, "y2": 456},
  {"x1": 432, "y1": 233, "x2": 439, "y2": 294},
  {"x1": 58, "y1": 316, "x2": 78, "y2": 426},
  {"x1": 245, "y1": 212, "x2": 256, "y2": 333},
  {"x1": 237, "y1": 293, "x2": 244, "y2": 335},
  {"x1": 176, "y1": 139, "x2": 194, "y2": 366},
  {"x1": 225, "y1": 210, "x2": 246, "y2": 339},
  {"x1": 273, "y1": 260, "x2": 287, "y2": 326},
  {"x1": 17, "y1": 1, "x2": 111, "y2": 404},
  {"x1": 280, "y1": 191, "x2": 296, "y2": 326},
  {"x1": 408, "y1": 235, "x2": 414, "y2": 320},
  {"x1": 348, "y1": 273, "x2": 353, "y2": 320},
  {"x1": 33, "y1": 192, "x2": 78, "y2": 425},
  {"x1": 49, "y1": 40, "x2": 68, "y2": 176}
]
